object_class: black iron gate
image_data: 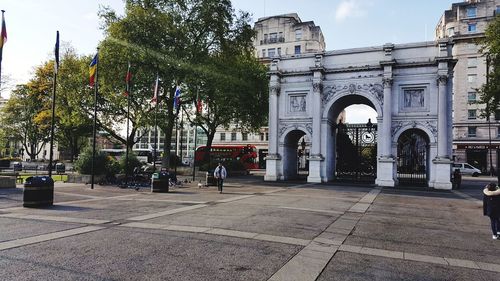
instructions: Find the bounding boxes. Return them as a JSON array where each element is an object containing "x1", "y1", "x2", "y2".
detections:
[
  {"x1": 397, "y1": 130, "x2": 428, "y2": 186},
  {"x1": 335, "y1": 123, "x2": 377, "y2": 183}
]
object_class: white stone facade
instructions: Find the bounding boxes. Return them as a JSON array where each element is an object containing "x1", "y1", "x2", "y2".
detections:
[
  {"x1": 436, "y1": 0, "x2": 500, "y2": 174},
  {"x1": 265, "y1": 40, "x2": 455, "y2": 189}
]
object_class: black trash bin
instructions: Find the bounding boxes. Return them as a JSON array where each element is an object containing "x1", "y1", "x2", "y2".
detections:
[
  {"x1": 23, "y1": 176, "x2": 54, "y2": 208},
  {"x1": 151, "y1": 171, "x2": 169, "y2": 193},
  {"x1": 206, "y1": 170, "x2": 217, "y2": 186},
  {"x1": 55, "y1": 163, "x2": 65, "y2": 174}
]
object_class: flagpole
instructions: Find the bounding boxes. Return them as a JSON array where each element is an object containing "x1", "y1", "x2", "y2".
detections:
[
  {"x1": 91, "y1": 49, "x2": 99, "y2": 190},
  {"x1": 0, "y1": 10, "x2": 5, "y2": 97},
  {"x1": 125, "y1": 63, "x2": 131, "y2": 186},
  {"x1": 153, "y1": 73, "x2": 159, "y2": 172},
  {"x1": 48, "y1": 31, "x2": 59, "y2": 178}
]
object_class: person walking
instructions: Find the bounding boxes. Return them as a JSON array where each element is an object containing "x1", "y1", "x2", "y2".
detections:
[
  {"x1": 483, "y1": 182, "x2": 500, "y2": 239},
  {"x1": 214, "y1": 162, "x2": 227, "y2": 194}
]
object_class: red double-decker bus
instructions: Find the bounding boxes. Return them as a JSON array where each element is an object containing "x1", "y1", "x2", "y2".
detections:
[{"x1": 195, "y1": 145, "x2": 258, "y2": 170}]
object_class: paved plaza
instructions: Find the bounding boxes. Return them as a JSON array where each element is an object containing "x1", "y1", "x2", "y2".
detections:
[{"x1": 1, "y1": 175, "x2": 500, "y2": 280}]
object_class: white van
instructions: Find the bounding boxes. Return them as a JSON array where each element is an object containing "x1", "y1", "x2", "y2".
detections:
[{"x1": 452, "y1": 163, "x2": 481, "y2": 177}]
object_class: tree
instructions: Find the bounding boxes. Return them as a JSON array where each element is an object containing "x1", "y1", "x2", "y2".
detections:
[
  {"x1": 55, "y1": 46, "x2": 94, "y2": 161},
  {"x1": 96, "y1": 0, "x2": 268, "y2": 169},
  {"x1": 1, "y1": 78, "x2": 51, "y2": 161},
  {"x1": 479, "y1": 15, "x2": 500, "y2": 114}
]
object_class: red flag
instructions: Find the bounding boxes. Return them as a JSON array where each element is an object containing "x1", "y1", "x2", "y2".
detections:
[
  {"x1": 196, "y1": 98, "x2": 202, "y2": 113},
  {"x1": 124, "y1": 62, "x2": 131, "y2": 97},
  {"x1": 0, "y1": 10, "x2": 6, "y2": 49}
]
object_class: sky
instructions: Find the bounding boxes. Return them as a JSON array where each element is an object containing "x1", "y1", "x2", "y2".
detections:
[{"x1": 0, "y1": 0, "x2": 459, "y2": 122}]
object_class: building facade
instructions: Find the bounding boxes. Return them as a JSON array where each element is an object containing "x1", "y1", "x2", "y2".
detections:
[{"x1": 436, "y1": 0, "x2": 500, "y2": 174}]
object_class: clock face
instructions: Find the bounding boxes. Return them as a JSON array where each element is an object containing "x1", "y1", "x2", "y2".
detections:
[{"x1": 362, "y1": 132, "x2": 374, "y2": 143}]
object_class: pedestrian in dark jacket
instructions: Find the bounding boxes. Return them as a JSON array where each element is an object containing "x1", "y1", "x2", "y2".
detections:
[{"x1": 483, "y1": 182, "x2": 500, "y2": 240}]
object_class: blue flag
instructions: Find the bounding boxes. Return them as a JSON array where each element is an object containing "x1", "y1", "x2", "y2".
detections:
[{"x1": 173, "y1": 86, "x2": 181, "y2": 111}]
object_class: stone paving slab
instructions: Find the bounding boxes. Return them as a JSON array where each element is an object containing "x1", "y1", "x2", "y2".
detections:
[
  {"x1": 0, "y1": 217, "x2": 85, "y2": 243},
  {"x1": 317, "y1": 252, "x2": 498, "y2": 281},
  {"x1": 144, "y1": 202, "x2": 337, "y2": 240},
  {"x1": 0, "y1": 227, "x2": 301, "y2": 281}
]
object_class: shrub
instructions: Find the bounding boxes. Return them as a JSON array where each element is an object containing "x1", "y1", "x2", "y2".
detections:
[
  {"x1": 119, "y1": 152, "x2": 142, "y2": 174},
  {"x1": 74, "y1": 147, "x2": 115, "y2": 175}
]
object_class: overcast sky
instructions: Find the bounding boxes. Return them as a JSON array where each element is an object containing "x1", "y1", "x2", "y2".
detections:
[{"x1": 0, "y1": 0, "x2": 458, "y2": 122}]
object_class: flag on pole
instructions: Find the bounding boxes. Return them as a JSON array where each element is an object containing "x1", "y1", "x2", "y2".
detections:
[
  {"x1": 151, "y1": 74, "x2": 159, "y2": 104},
  {"x1": 0, "y1": 11, "x2": 6, "y2": 49},
  {"x1": 54, "y1": 31, "x2": 59, "y2": 74},
  {"x1": 124, "y1": 62, "x2": 131, "y2": 97},
  {"x1": 89, "y1": 53, "x2": 98, "y2": 87},
  {"x1": 173, "y1": 86, "x2": 181, "y2": 111},
  {"x1": 196, "y1": 97, "x2": 202, "y2": 114}
]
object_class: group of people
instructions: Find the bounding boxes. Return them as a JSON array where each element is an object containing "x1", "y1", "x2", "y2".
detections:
[{"x1": 484, "y1": 182, "x2": 500, "y2": 239}]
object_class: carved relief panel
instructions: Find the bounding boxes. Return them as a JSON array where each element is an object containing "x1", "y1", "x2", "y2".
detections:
[
  {"x1": 288, "y1": 94, "x2": 307, "y2": 114},
  {"x1": 399, "y1": 85, "x2": 429, "y2": 113}
]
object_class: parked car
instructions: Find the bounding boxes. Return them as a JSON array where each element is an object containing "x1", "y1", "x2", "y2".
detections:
[{"x1": 452, "y1": 163, "x2": 481, "y2": 177}]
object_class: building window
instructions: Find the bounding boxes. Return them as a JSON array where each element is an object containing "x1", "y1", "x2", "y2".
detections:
[
  {"x1": 497, "y1": 127, "x2": 500, "y2": 138},
  {"x1": 496, "y1": 6, "x2": 500, "y2": 16},
  {"x1": 468, "y1": 92, "x2": 476, "y2": 103},
  {"x1": 277, "y1": 47, "x2": 281, "y2": 56},
  {"x1": 263, "y1": 33, "x2": 268, "y2": 43},
  {"x1": 278, "y1": 32, "x2": 284, "y2": 42},
  {"x1": 468, "y1": 109, "x2": 477, "y2": 119},
  {"x1": 468, "y1": 23, "x2": 477, "y2": 33},
  {"x1": 220, "y1": 133, "x2": 226, "y2": 141},
  {"x1": 295, "y1": 28, "x2": 302, "y2": 40},
  {"x1": 468, "y1": 74, "x2": 477, "y2": 84},
  {"x1": 231, "y1": 132, "x2": 237, "y2": 141},
  {"x1": 468, "y1": 127, "x2": 477, "y2": 137},
  {"x1": 266, "y1": 133, "x2": 269, "y2": 141},
  {"x1": 447, "y1": 27, "x2": 455, "y2": 37},
  {"x1": 466, "y1": 7, "x2": 477, "y2": 18},
  {"x1": 268, "y1": 48, "x2": 276, "y2": 57},
  {"x1": 467, "y1": 57, "x2": 477, "y2": 68},
  {"x1": 260, "y1": 133, "x2": 265, "y2": 141},
  {"x1": 294, "y1": 45, "x2": 301, "y2": 54},
  {"x1": 269, "y1": 32, "x2": 277, "y2": 43},
  {"x1": 261, "y1": 49, "x2": 266, "y2": 58},
  {"x1": 242, "y1": 133, "x2": 248, "y2": 141},
  {"x1": 495, "y1": 110, "x2": 500, "y2": 120}
]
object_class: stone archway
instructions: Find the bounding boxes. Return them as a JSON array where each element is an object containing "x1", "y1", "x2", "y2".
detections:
[
  {"x1": 323, "y1": 94, "x2": 380, "y2": 183},
  {"x1": 396, "y1": 129, "x2": 430, "y2": 186},
  {"x1": 282, "y1": 129, "x2": 309, "y2": 180},
  {"x1": 265, "y1": 40, "x2": 455, "y2": 189}
]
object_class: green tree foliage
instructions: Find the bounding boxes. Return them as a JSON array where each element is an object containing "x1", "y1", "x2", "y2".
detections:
[
  {"x1": 55, "y1": 47, "x2": 94, "y2": 161},
  {"x1": 479, "y1": 15, "x2": 500, "y2": 114},
  {"x1": 98, "y1": 0, "x2": 268, "y2": 167},
  {"x1": 0, "y1": 62, "x2": 54, "y2": 160},
  {"x1": 119, "y1": 152, "x2": 142, "y2": 174}
]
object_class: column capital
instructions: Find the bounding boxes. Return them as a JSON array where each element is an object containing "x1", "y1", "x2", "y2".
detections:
[
  {"x1": 382, "y1": 77, "x2": 393, "y2": 88},
  {"x1": 270, "y1": 85, "x2": 281, "y2": 96},
  {"x1": 437, "y1": 75, "x2": 448, "y2": 85},
  {"x1": 313, "y1": 81, "x2": 323, "y2": 93}
]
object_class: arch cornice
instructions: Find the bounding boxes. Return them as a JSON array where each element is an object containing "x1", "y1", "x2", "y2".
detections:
[
  {"x1": 392, "y1": 120, "x2": 438, "y2": 144},
  {"x1": 322, "y1": 83, "x2": 383, "y2": 118},
  {"x1": 278, "y1": 122, "x2": 313, "y2": 143}
]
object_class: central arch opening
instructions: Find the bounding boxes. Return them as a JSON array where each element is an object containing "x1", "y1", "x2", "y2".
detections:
[{"x1": 326, "y1": 95, "x2": 379, "y2": 183}]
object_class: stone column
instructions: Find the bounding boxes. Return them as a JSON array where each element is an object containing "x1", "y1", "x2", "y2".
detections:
[
  {"x1": 265, "y1": 60, "x2": 282, "y2": 181},
  {"x1": 307, "y1": 64, "x2": 324, "y2": 183},
  {"x1": 432, "y1": 74, "x2": 452, "y2": 189},
  {"x1": 437, "y1": 75, "x2": 449, "y2": 159},
  {"x1": 376, "y1": 77, "x2": 395, "y2": 187}
]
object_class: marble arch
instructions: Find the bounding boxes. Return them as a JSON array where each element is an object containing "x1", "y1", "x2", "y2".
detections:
[{"x1": 265, "y1": 40, "x2": 455, "y2": 189}]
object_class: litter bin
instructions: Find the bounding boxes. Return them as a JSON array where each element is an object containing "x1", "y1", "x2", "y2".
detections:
[
  {"x1": 206, "y1": 170, "x2": 217, "y2": 186},
  {"x1": 23, "y1": 176, "x2": 54, "y2": 208},
  {"x1": 151, "y1": 171, "x2": 169, "y2": 193},
  {"x1": 55, "y1": 163, "x2": 65, "y2": 174}
]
